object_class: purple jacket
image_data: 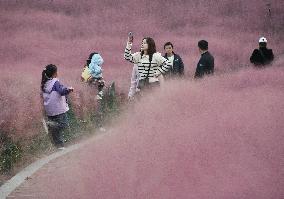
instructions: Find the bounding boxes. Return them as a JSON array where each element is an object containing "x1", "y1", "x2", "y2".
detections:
[{"x1": 42, "y1": 78, "x2": 70, "y2": 116}]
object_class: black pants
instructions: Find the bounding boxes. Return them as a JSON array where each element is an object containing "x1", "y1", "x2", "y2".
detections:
[{"x1": 48, "y1": 113, "x2": 68, "y2": 147}]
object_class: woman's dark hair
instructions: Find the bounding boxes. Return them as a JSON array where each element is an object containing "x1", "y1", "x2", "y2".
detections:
[
  {"x1": 86, "y1": 52, "x2": 98, "y2": 66},
  {"x1": 41, "y1": 64, "x2": 57, "y2": 91},
  {"x1": 164, "y1": 42, "x2": 174, "y2": 49},
  {"x1": 141, "y1": 37, "x2": 156, "y2": 62}
]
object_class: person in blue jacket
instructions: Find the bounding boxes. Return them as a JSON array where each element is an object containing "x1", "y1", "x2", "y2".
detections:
[
  {"x1": 163, "y1": 42, "x2": 184, "y2": 79},
  {"x1": 86, "y1": 52, "x2": 105, "y2": 100}
]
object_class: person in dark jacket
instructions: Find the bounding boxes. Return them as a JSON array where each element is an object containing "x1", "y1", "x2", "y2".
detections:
[
  {"x1": 250, "y1": 37, "x2": 274, "y2": 66},
  {"x1": 194, "y1": 40, "x2": 214, "y2": 78},
  {"x1": 163, "y1": 42, "x2": 184, "y2": 78}
]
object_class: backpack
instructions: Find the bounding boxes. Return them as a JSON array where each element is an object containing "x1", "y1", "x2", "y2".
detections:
[{"x1": 81, "y1": 66, "x2": 92, "y2": 82}]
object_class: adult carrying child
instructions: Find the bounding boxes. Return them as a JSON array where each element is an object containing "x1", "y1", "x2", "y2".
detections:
[{"x1": 81, "y1": 52, "x2": 105, "y2": 100}]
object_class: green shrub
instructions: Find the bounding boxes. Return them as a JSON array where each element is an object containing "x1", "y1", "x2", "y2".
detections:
[{"x1": 0, "y1": 133, "x2": 22, "y2": 174}]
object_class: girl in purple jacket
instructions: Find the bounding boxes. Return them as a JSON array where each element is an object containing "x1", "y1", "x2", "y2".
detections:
[{"x1": 41, "y1": 64, "x2": 73, "y2": 149}]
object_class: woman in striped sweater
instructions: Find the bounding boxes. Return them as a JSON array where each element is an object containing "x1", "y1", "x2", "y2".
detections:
[{"x1": 124, "y1": 37, "x2": 171, "y2": 91}]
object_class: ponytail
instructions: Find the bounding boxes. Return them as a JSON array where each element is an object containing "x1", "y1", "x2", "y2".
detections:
[{"x1": 41, "y1": 70, "x2": 48, "y2": 91}]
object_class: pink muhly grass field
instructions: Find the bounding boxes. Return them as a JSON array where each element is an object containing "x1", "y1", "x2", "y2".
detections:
[
  {"x1": 0, "y1": 0, "x2": 284, "y2": 197},
  {"x1": 0, "y1": 0, "x2": 283, "y2": 149},
  {"x1": 12, "y1": 63, "x2": 284, "y2": 198}
]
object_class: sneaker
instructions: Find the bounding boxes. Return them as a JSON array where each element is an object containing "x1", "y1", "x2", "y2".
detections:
[
  {"x1": 58, "y1": 147, "x2": 65, "y2": 150},
  {"x1": 96, "y1": 94, "x2": 103, "y2": 100}
]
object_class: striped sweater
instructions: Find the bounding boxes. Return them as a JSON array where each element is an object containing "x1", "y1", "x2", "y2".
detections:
[{"x1": 124, "y1": 43, "x2": 171, "y2": 83}]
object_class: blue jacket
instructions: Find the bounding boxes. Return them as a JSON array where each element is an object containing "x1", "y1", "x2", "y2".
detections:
[
  {"x1": 89, "y1": 53, "x2": 104, "y2": 78},
  {"x1": 163, "y1": 53, "x2": 184, "y2": 77}
]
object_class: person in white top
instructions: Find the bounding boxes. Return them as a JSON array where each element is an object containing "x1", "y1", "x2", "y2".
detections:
[
  {"x1": 128, "y1": 64, "x2": 140, "y2": 100},
  {"x1": 124, "y1": 36, "x2": 171, "y2": 91}
]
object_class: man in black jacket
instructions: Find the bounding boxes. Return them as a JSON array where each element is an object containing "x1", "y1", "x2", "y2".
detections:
[
  {"x1": 194, "y1": 40, "x2": 214, "y2": 78},
  {"x1": 250, "y1": 37, "x2": 274, "y2": 66},
  {"x1": 163, "y1": 42, "x2": 184, "y2": 78}
]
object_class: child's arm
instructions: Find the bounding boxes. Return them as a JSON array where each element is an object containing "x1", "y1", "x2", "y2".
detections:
[{"x1": 53, "y1": 81, "x2": 73, "y2": 96}]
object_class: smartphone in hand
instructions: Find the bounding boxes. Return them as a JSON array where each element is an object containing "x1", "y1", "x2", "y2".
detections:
[{"x1": 128, "y1": 32, "x2": 134, "y2": 43}]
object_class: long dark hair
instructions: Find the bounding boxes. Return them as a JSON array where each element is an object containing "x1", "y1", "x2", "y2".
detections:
[
  {"x1": 86, "y1": 52, "x2": 98, "y2": 66},
  {"x1": 41, "y1": 64, "x2": 57, "y2": 91},
  {"x1": 141, "y1": 37, "x2": 156, "y2": 62}
]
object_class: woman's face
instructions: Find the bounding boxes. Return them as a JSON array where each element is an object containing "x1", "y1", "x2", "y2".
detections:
[{"x1": 141, "y1": 39, "x2": 148, "y2": 51}]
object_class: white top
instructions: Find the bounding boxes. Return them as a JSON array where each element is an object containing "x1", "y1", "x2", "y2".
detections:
[
  {"x1": 124, "y1": 42, "x2": 171, "y2": 83},
  {"x1": 128, "y1": 64, "x2": 140, "y2": 98},
  {"x1": 168, "y1": 55, "x2": 174, "y2": 68}
]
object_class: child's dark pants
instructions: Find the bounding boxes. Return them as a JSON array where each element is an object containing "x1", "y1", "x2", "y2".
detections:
[{"x1": 48, "y1": 113, "x2": 68, "y2": 148}]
